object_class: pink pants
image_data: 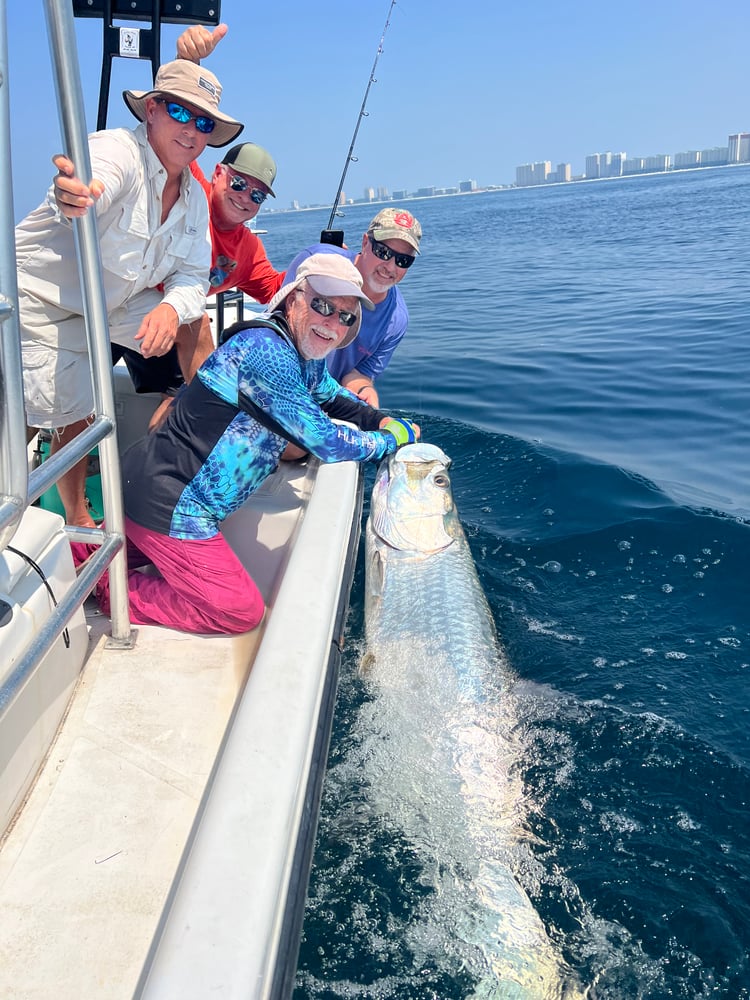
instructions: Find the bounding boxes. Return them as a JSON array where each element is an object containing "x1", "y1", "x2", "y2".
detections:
[{"x1": 76, "y1": 518, "x2": 265, "y2": 636}]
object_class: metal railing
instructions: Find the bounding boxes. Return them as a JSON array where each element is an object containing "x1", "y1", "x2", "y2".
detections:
[{"x1": 0, "y1": 0, "x2": 134, "y2": 696}]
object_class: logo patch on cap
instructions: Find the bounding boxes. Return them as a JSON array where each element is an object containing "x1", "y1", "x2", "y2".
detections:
[
  {"x1": 198, "y1": 76, "x2": 218, "y2": 99},
  {"x1": 393, "y1": 211, "x2": 416, "y2": 229}
]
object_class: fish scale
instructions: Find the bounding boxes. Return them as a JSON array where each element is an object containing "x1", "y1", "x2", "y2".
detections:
[{"x1": 366, "y1": 543, "x2": 499, "y2": 702}]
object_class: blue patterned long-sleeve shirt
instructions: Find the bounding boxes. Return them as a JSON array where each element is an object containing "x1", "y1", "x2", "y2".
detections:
[{"x1": 122, "y1": 315, "x2": 398, "y2": 540}]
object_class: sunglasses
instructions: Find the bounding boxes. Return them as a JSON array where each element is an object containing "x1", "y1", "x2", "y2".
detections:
[
  {"x1": 227, "y1": 169, "x2": 268, "y2": 204},
  {"x1": 307, "y1": 294, "x2": 358, "y2": 328},
  {"x1": 155, "y1": 98, "x2": 215, "y2": 134},
  {"x1": 368, "y1": 234, "x2": 415, "y2": 269}
]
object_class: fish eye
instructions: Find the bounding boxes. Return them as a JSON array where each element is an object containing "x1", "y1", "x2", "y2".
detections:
[{"x1": 433, "y1": 474, "x2": 450, "y2": 488}]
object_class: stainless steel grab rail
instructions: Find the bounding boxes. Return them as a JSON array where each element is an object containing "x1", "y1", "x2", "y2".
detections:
[{"x1": 0, "y1": 0, "x2": 134, "y2": 689}]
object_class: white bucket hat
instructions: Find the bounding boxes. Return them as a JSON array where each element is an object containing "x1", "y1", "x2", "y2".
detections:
[{"x1": 123, "y1": 60, "x2": 243, "y2": 148}]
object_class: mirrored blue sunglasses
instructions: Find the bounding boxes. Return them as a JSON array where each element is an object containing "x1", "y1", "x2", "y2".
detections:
[{"x1": 155, "y1": 98, "x2": 215, "y2": 135}]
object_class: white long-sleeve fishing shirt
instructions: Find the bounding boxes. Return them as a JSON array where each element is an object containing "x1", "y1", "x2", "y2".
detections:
[{"x1": 15, "y1": 122, "x2": 210, "y2": 352}]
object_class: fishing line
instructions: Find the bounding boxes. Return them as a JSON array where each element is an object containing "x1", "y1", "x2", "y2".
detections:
[{"x1": 323, "y1": 0, "x2": 397, "y2": 240}]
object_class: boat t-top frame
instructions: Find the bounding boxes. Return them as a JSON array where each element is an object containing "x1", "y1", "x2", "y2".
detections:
[{"x1": 72, "y1": 0, "x2": 221, "y2": 130}]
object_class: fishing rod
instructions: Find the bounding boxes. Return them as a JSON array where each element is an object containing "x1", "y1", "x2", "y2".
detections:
[{"x1": 322, "y1": 0, "x2": 397, "y2": 244}]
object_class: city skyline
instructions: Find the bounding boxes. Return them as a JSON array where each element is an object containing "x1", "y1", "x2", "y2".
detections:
[
  {"x1": 7, "y1": 2, "x2": 750, "y2": 218},
  {"x1": 515, "y1": 129, "x2": 749, "y2": 188},
  {"x1": 265, "y1": 128, "x2": 750, "y2": 213}
]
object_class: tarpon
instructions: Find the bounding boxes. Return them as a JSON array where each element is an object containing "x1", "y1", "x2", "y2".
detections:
[{"x1": 363, "y1": 442, "x2": 585, "y2": 999}]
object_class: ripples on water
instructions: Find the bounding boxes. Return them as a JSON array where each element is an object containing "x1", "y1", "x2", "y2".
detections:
[
  {"x1": 295, "y1": 420, "x2": 750, "y2": 999},
  {"x1": 268, "y1": 166, "x2": 750, "y2": 516},
  {"x1": 260, "y1": 171, "x2": 750, "y2": 998}
]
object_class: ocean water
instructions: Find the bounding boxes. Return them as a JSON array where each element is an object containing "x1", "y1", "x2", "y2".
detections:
[{"x1": 260, "y1": 169, "x2": 750, "y2": 998}]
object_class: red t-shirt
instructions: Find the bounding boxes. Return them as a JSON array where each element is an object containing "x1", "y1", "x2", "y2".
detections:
[{"x1": 190, "y1": 162, "x2": 285, "y2": 304}]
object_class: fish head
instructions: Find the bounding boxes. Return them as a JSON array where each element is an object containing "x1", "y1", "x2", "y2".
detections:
[{"x1": 370, "y1": 442, "x2": 459, "y2": 554}]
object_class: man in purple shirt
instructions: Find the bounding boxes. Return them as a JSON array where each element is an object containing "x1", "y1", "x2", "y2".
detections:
[{"x1": 284, "y1": 207, "x2": 422, "y2": 407}]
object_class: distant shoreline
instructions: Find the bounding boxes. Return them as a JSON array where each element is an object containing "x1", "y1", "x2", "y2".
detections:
[{"x1": 263, "y1": 161, "x2": 750, "y2": 217}]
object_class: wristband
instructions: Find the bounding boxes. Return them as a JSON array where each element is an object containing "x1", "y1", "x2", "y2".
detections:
[{"x1": 383, "y1": 418, "x2": 417, "y2": 446}]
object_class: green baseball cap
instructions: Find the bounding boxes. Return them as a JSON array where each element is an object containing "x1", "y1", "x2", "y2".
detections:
[{"x1": 221, "y1": 142, "x2": 277, "y2": 197}]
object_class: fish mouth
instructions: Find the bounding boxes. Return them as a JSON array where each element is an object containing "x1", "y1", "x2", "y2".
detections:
[{"x1": 389, "y1": 442, "x2": 452, "y2": 468}]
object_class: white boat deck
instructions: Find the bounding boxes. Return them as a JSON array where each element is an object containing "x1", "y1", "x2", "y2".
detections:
[
  {"x1": 0, "y1": 451, "x2": 361, "y2": 999},
  {"x1": 0, "y1": 614, "x2": 259, "y2": 997}
]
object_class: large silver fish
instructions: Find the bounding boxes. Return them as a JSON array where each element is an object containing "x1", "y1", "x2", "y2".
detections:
[{"x1": 363, "y1": 442, "x2": 585, "y2": 999}]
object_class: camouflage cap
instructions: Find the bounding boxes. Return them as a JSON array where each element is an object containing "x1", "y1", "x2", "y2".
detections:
[{"x1": 367, "y1": 207, "x2": 422, "y2": 254}]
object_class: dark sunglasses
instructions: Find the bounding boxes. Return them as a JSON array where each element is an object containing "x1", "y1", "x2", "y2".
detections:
[
  {"x1": 308, "y1": 294, "x2": 358, "y2": 328},
  {"x1": 155, "y1": 98, "x2": 215, "y2": 134},
  {"x1": 227, "y1": 170, "x2": 267, "y2": 204},
  {"x1": 368, "y1": 234, "x2": 415, "y2": 269}
]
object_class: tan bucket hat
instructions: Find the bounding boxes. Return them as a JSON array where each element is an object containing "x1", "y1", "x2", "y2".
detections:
[{"x1": 123, "y1": 60, "x2": 243, "y2": 148}]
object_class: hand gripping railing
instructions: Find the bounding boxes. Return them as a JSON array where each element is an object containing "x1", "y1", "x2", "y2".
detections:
[{"x1": 0, "y1": 0, "x2": 134, "y2": 696}]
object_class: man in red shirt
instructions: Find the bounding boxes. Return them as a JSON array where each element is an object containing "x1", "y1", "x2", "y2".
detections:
[
  {"x1": 112, "y1": 139, "x2": 284, "y2": 424},
  {"x1": 193, "y1": 142, "x2": 281, "y2": 302}
]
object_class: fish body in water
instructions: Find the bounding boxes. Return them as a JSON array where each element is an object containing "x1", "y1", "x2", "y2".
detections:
[
  {"x1": 363, "y1": 443, "x2": 585, "y2": 999},
  {"x1": 366, "y1": 442, "x2": 498, "y2": 700}
]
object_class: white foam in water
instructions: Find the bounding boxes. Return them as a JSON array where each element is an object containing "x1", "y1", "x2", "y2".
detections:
[{"x1": 354, "y1": 640, "x2": 584, "y2": 999}]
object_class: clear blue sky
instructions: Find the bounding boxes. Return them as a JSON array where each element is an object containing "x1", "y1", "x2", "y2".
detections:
[{"x1": 7, "y1": 0, "x2": 750, "y2": 219}]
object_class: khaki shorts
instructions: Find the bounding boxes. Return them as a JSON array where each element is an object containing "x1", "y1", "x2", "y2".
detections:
[{"x1": 20, "y1": 288, "x2": 162, "y2": 428}]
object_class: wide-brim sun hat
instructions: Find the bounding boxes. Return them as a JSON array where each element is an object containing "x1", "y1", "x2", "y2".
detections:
[
  {"x1": 123, "y1": 60, "x2": 243, "y2": 148},
  {"x1": 268, "y1": 252, "x2": 375, "y2": 349}
]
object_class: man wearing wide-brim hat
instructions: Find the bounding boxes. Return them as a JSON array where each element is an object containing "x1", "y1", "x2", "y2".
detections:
[{"x1": 15, "y1": 59, "x2": 243, "y2": 528}]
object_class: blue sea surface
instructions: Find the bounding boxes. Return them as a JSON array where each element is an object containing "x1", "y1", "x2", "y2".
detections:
[{"x1": 260, "y1": 169, "x2": 750, "y2": 998}]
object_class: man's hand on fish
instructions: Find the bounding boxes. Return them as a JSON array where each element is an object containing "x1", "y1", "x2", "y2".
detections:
[{"x1": 380, "y1": 417, "x2": 420, "y2": 446}]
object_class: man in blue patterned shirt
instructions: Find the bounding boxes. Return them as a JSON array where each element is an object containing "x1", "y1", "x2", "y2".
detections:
[{"x1": 94, "y1": 254, "x2": 419, "y2": 635}]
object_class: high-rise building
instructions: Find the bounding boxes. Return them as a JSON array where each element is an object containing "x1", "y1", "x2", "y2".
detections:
[
  {"x1": 643, "y1": 154, "x2": 670, "y2": 172},
  {"x1": 585, "y1": 154, "x2": 600, "y2": 179},
  {"x1": 609, "y1": 152, "x2": 627, "y2": 177},
  {"x1": 516, "y1": 164, "x2": 533, "y2": 186},
  {"x1": 674, "y1": 151, "x2": 701, "y2": 169},
  {"x1": 701, "y1": 146, "x2": 729, "y2": 165},
  {"x1": 728, "y1": 133, "x2": 750, "y2": 162},
  {"x1": 623, "y1": 158, "x2": 644, "y2": 175},
  {"x1": 364, "y1": 187, "x2": 376, "y2": 202},
  {"x1": 515, "y1": 162, "x2": 550, "y2": 186},
  {"x1": 459, "y1": 179, "x2": 477, "y2": 192}
]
